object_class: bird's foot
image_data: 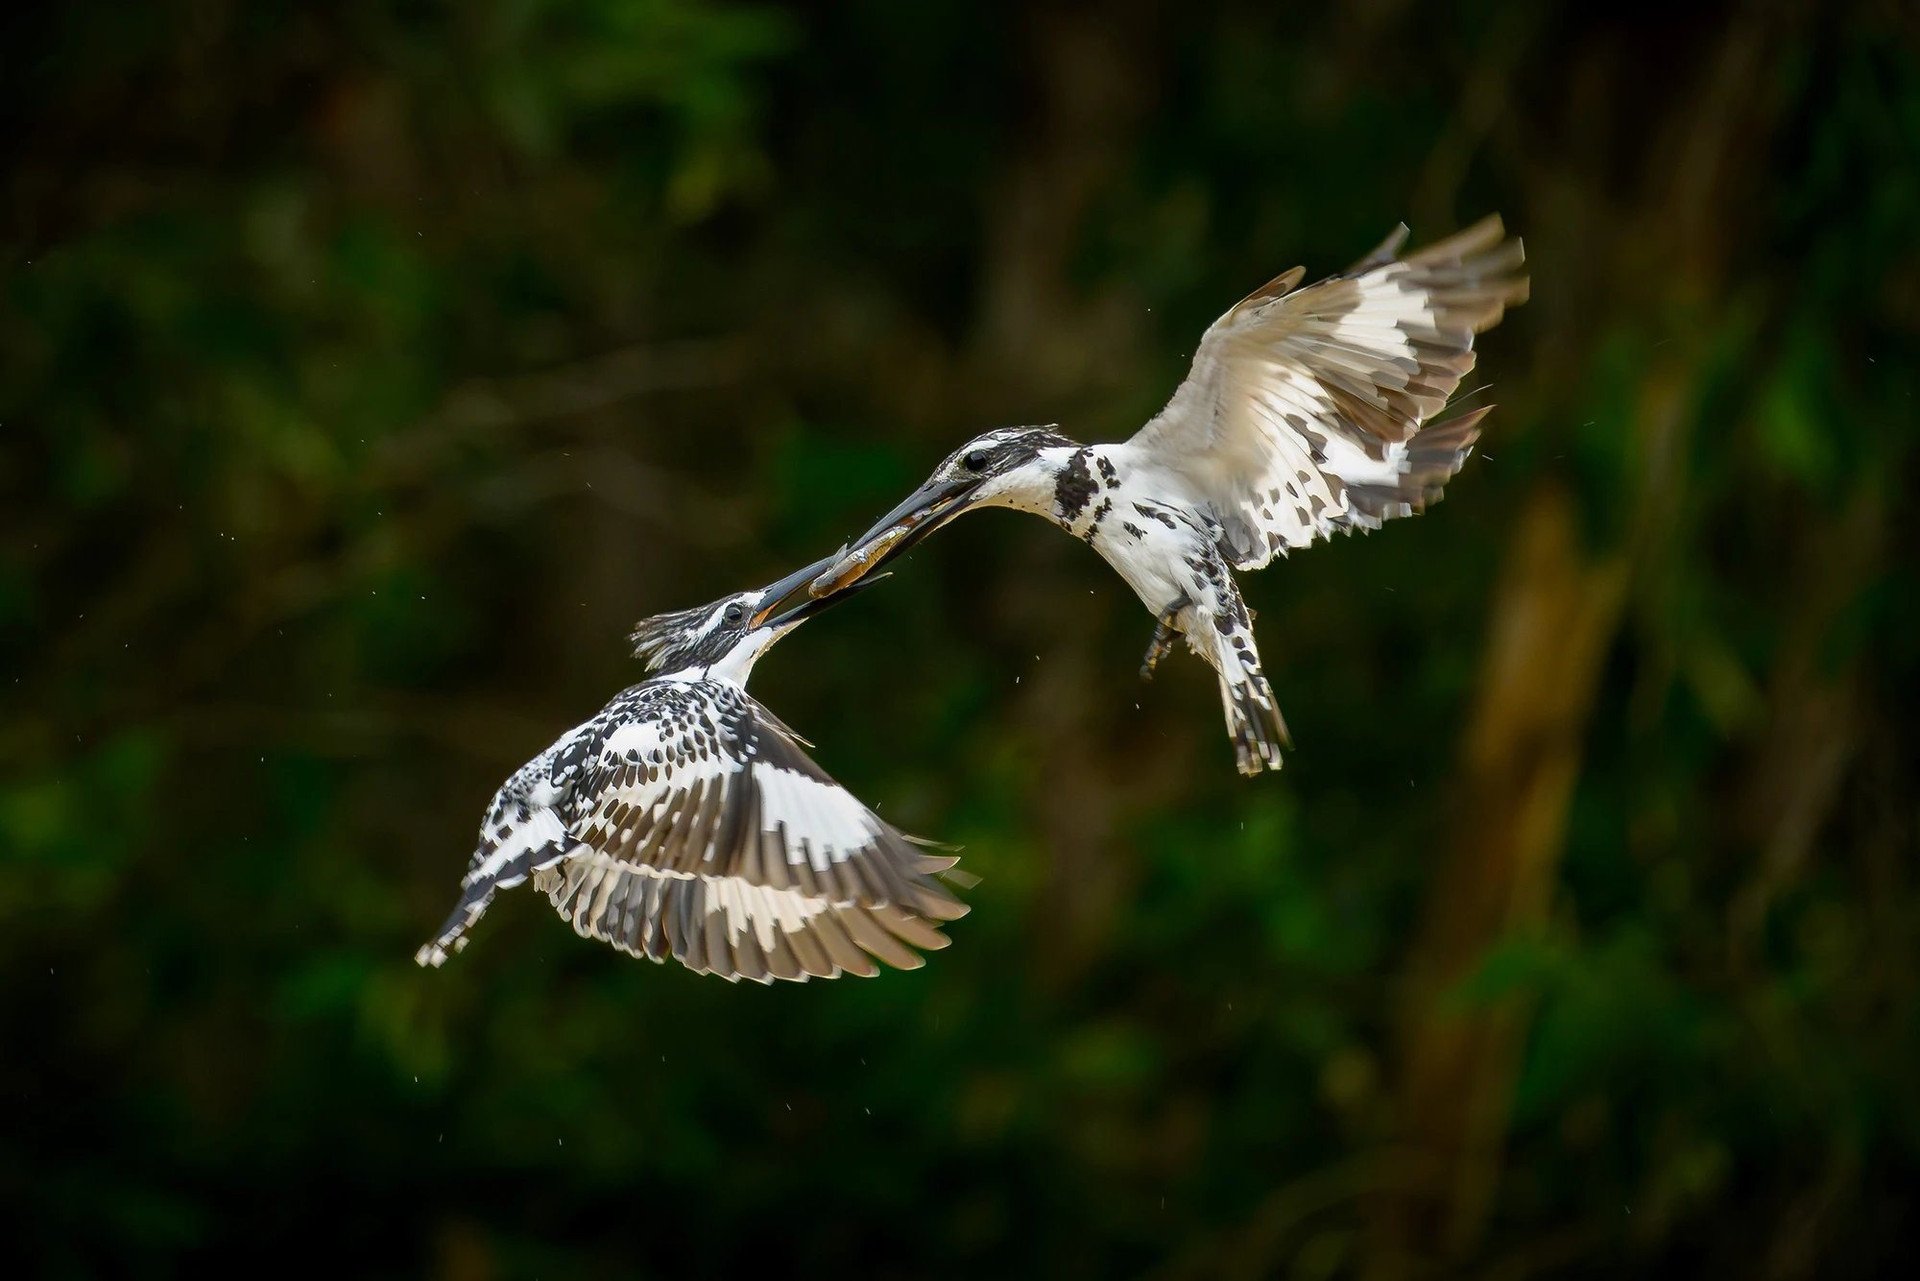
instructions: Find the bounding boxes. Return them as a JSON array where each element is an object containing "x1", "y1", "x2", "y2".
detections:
[{"x1": 1139, "y1": 603, "x2": 1186, "y2": 681}]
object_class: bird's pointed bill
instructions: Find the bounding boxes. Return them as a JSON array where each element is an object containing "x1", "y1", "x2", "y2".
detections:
[
  {"x1": 807, "y1": 475, "x2": 984, "y2": 597},
  {"x1": 750, "y1": 550, "x2": 891, "y2": 629}
]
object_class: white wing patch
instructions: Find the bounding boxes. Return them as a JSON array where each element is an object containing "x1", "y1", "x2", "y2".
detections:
[
  {"x1": 754, "y1": 762, "x2": 877, "y2": 869},
  {"x1": 599, "y1": 719, "x2": 664, "y2": 764}
]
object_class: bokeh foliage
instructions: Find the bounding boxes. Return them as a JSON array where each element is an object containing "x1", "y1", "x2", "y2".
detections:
[{"x1": 4, "y1": 1, "x2": 1917, "y2": 1277}]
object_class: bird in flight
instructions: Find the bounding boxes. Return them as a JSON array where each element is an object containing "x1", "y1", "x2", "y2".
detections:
[
  {"x1": 812, "y1": 216, "x2": 1528, "y2": 774},
  {"x1": 415, "y1": 554, "x2": 968, "y2": 983}
]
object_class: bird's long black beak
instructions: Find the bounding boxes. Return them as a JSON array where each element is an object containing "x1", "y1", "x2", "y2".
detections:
[
  {"x1": 749, "y1": 551, "x2": 889, "y2": 629},
  {"x1": 805, "y1": 474, "x2": 985, "y2": 598}
]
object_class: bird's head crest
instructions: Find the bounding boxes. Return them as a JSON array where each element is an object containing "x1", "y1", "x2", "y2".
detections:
[{"x1": 629, "y1": 591, "x2": 757, "y2": 673}]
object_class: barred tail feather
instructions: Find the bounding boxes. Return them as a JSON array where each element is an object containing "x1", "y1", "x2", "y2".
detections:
[
  {"x1": 1221, "y1": 672, "x2": 1291, "y2": 776},
  {"x1": 415, "y1": 810, "x2": 570, "y2": 967},
  {"x1": 415, "y1": 892, "x2": 492, "y2": 968}
]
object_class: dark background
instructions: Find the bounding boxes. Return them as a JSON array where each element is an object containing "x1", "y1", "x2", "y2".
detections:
[{"x1": 5, "y1": 1, "x2": 1918, "y2": 1276}]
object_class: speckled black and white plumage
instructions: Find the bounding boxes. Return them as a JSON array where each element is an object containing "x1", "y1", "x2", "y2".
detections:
[
  {"x1": 416, "y1": 590, "x2": 966, "y2": 982},
  {"x1": 816, "y1": 218, "x2": 1527, "y2": 775},
  {"x1": 1126, "y1": 215, "x2": 1525, "y2": 567}
]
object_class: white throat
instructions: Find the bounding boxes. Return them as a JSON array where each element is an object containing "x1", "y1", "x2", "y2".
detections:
[{"x1": 701, "y1": 626, "x2": 783, "y2": 687}]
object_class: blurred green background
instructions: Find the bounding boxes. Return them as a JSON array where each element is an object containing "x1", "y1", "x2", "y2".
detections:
[{"x1": 5, "y1": 1, "x2": 1918, "y2": 1276}]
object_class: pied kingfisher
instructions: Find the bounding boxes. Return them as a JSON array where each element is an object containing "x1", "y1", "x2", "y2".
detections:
[
  {"x1": 814, "y1": 216, "x2": 1527, "y2": 774},
  {"x1": 415, "y1": 555, "x2": 967, "y2": 983}
]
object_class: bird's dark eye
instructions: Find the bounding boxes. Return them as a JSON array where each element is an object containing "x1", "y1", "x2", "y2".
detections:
[
  {"x1": 962, "y1": 449, "x2": 991, "y2": 472},
  {"x1": 722, "y1": 603, "x2": 745, "y2": 625}
]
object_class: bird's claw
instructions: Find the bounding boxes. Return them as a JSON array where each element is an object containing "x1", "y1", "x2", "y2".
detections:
[{"x1": 1139, "y1": 606, "x2": 1183, "y2": 681}]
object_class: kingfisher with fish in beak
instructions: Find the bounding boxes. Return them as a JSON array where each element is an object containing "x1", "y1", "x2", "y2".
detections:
[
  {"x1": 416, "y1": 552, "x2": 967, "y2": 983},
  {"x1": 812, "y1": 216, "x2": 1528, "y2": 774}
]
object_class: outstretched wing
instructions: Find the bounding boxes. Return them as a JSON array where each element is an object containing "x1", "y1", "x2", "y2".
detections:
[
  {"x1": 1129, "y1": 216, "x2": 1527, "y2": 569},
  {"x1": 536, "y1": 681, "x2": 967, "y2": 983}
]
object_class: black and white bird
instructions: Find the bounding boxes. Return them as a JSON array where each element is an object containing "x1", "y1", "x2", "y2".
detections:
[
  {"x1": 415, "y1": 556, "x2": 967, "y2": 983},
  {"x1": 812, "y1": 216, "x2": 1527, "y2": 774}
]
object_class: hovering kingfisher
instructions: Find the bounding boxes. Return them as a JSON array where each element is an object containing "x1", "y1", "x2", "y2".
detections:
[
  {"x1": 813, "y1": 216, "x2": 1527, "y2": 774},
  {"x1": 415, "y1": 555, "x2": 967, "y2": 983}
]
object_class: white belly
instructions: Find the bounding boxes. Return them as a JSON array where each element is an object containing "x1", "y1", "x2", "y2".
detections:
[{"x1": 1091, "y1": 512, "x2": 1204, "y2": 617}]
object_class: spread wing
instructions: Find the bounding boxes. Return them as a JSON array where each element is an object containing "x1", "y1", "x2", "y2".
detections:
[
  {"x1": 535, "y1": 681, "x2": 967, "y2": 984},
  {"x1": 1129, "y1": 215, "x2": 1527, "y2": 569}
]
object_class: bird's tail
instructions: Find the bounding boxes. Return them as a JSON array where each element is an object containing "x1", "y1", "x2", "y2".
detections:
[
  {"x1": 415, "y1": 893, "x2": 491, "y2": 968},
  {"x1": 415, "y1": 808, "x2": 572, "y2": 967},
  {"x1": 1220, "y1": 671, "x2": 1291, "y2": 776}
]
